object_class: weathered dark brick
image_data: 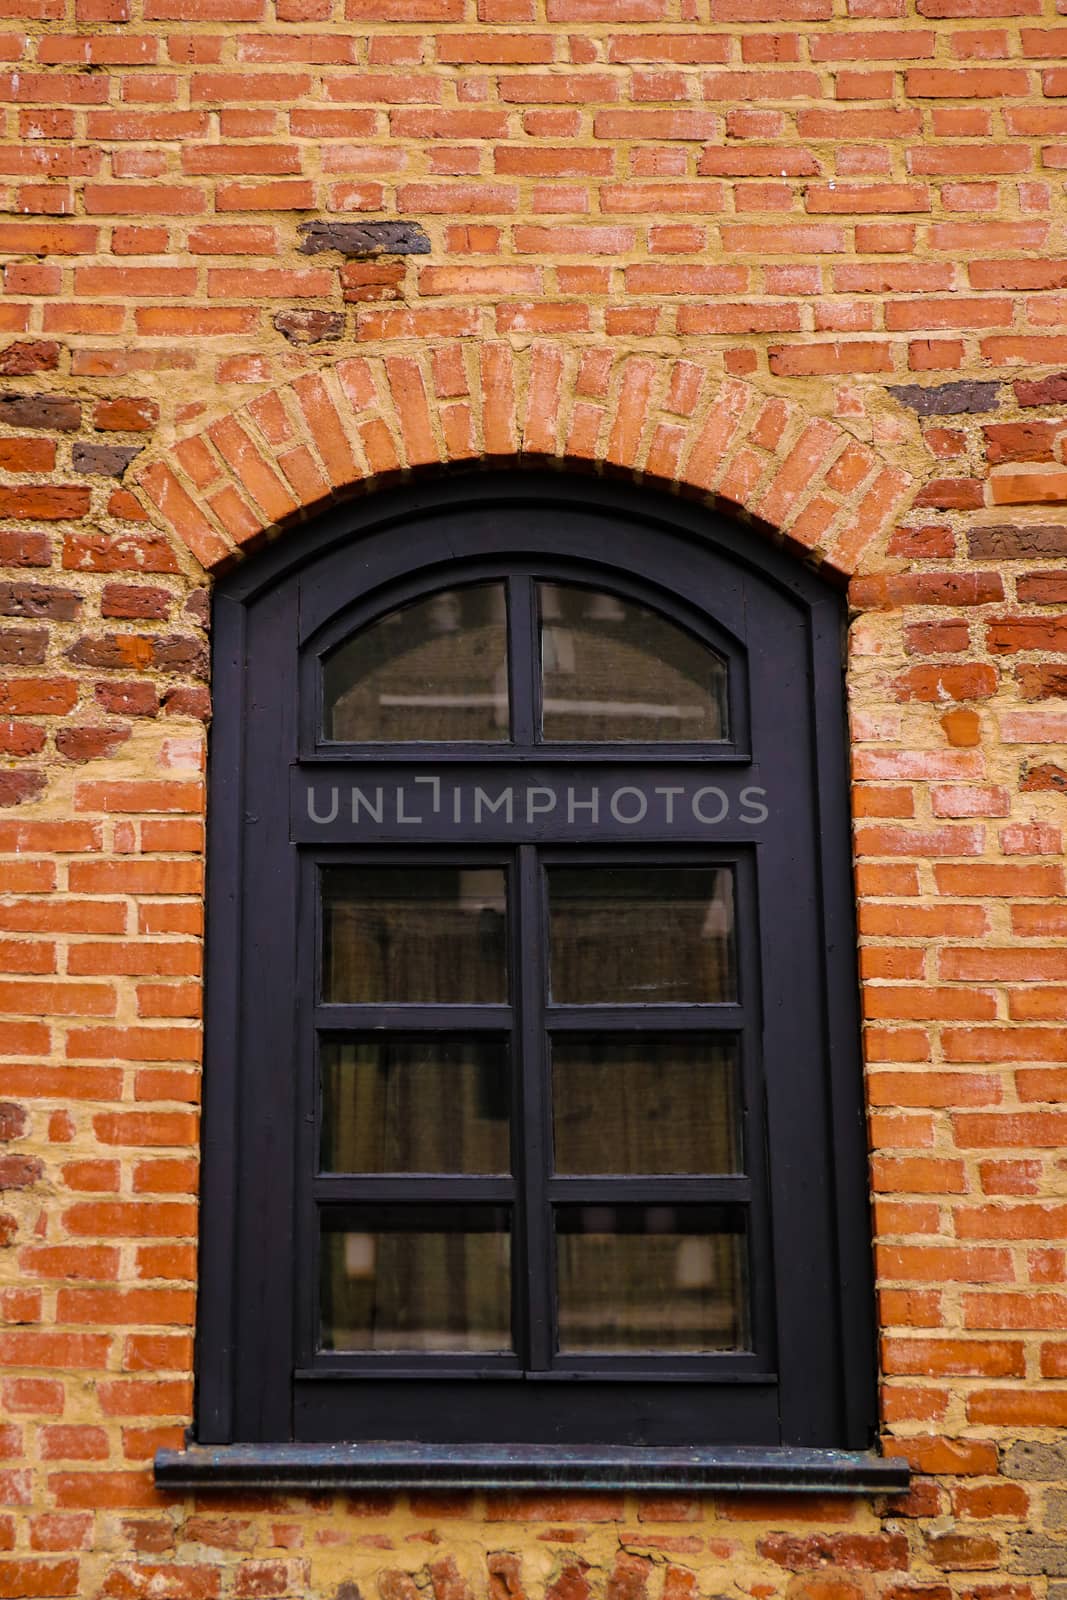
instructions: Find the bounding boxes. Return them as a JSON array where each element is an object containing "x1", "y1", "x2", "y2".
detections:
[
  {"x1": 0, "y1": 530, "x2": 50, "y2": 568},
  {"x1": 153, "y1": 635, "x2": 209, "y2": 677},
  {"x1": 967, "y1": 524, "x2": 1067, "y2": 560},
  {"x1": 0, "y1": 628, "x2": 47, "y2": 667},
  {"x1": 0, "y1": 393, "x2": 80, "y2": 431},
  {"x1": 297, "y1": 219, "x2": 431, "y2": 257},
  {"x1": 0, "y1": 582, "x2": 81, "y2": 622},
  {"x1": 71, "y1": 443, "x2": 141, "y2": 479},
  {"x1": 888, "y1": 381, "x2": 1001, "y2": 417}
]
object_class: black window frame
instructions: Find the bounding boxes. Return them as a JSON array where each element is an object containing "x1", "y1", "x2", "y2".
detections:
[{"x1": 162, "y1": 471, "x2": 907, "y2": 1495}]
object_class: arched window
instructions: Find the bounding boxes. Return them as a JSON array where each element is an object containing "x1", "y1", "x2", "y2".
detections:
[{"x1": 168, "y1": 474, "x2": 904, "y2": 1493}]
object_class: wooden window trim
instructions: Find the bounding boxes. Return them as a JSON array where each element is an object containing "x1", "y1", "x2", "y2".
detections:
[{"x1": 167, "y1": 471, "x2": 900, "y2": 1492}]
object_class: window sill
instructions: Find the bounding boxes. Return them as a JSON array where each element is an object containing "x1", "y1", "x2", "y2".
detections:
[{"x1": 154, "y1": 1442, "x2": 909, "y2": 1495}]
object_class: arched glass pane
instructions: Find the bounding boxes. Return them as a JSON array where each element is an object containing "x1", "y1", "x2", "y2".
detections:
[
  {"x1": 323, "y1": 583, "x2": 508, "y2": 742},
  {"x1": 539, "y1": 582, "x2": 727, "y2": 743}
]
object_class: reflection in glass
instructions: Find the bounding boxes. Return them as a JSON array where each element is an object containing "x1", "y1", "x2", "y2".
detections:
[
  {"x1": 322, "y1": 866, "x2": 508, "y2": 1004},
  {"x1": 320, "y1": 1207, "x2": 512, "y2": 1352},
  {"x1": 547, "y1": 866, "x2": 736, "y2": 1004},
  {"x1": 323, "y1": 584, "x2": 509, "y2": 743},
  {"x1": 555, "y1": 1205, "x2": 747, "y2": 1353},
  {"x1": 321, "y1": 1037, "x2": 510, "y2": 1175},
  {"x1": 539, "y1": 582, "x2": 728, "y2": 743},
  {"x1": 552, "y1": 1037, "x2": 739, "y2": 1175}
]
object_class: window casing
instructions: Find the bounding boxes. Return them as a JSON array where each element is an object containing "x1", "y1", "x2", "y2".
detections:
[{"x1": 188, "y1": 473, "x2": 882, "y2": 1479}]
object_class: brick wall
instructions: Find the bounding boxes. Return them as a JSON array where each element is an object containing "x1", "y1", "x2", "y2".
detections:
[{"x1": 2, "y1": 0, "x2": 1067, "y2": 1594}]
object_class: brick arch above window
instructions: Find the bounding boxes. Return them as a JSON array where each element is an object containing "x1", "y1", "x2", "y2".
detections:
[{"x1": 132, "y1": 338, "x2": 914, "y2": 584}]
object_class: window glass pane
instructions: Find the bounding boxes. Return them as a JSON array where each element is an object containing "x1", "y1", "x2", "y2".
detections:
[
  {"x1": 323, "y1": 584, "x2": 509, "y2": 743},
  {"x1": 555, "y1": 1205, "x2": 748, "y2": 1354},
  {"x1": 321, "y1": 1037, "x2": 510, "y2": 1175},
  {"x1": 322, "y1": 866, "x2": 508, "y2": 1004},
  {"x1": 539, "y1": 582, "x2": 727, "y2": 743},
  {"x1": 320, "y1": 1206, "x2": 512, "y2": 1353},
  {"x1": 552, "y1": 1036, "x2": 739, "y2": 1176},
  {"x1": 547, "y1": 865, "x2": 736, "y2": 1004}
]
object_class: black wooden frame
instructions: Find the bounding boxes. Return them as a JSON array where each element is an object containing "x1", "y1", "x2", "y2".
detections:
[
  {"x1": 193, "y1": 470, "x2": 879, "y2": 1466},
  {"x1": 294, "y1": 843, "x2": 773, "y2": 1443}
]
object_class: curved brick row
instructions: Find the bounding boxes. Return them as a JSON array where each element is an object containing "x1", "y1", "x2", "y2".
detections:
[{"x1": 133, "y1": 338, "x2": 914, "y2": 581}]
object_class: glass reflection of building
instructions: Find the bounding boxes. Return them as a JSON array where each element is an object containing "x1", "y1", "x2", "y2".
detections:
[{"x1": 324, "y1": 581, "x2": 728, "y2": 745}]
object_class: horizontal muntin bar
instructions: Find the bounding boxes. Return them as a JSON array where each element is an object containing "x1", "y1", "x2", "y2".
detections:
[{"x1": 314, "y1": 1176, "x2": 514, "y2": 1203}]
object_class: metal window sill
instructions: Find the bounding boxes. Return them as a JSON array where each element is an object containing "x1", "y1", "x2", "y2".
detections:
[{"x1": 154, "y1": 1442, "x2": 909, "y2": 1495}]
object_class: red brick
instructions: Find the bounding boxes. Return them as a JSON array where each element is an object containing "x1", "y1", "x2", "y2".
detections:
[
  {"x1": 47, "y1": 1475, "x2": 159, "y2": 1512},
  {"x1": 757, "y1": 1534, "x2": 908, "y2": 1571},
  {"x1": 0, "y1": 1561, "x2": 79, "y2": 1598},
  {"x1": 882, "y1": 1338, "x2": 1024, "y2": 1378}
]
